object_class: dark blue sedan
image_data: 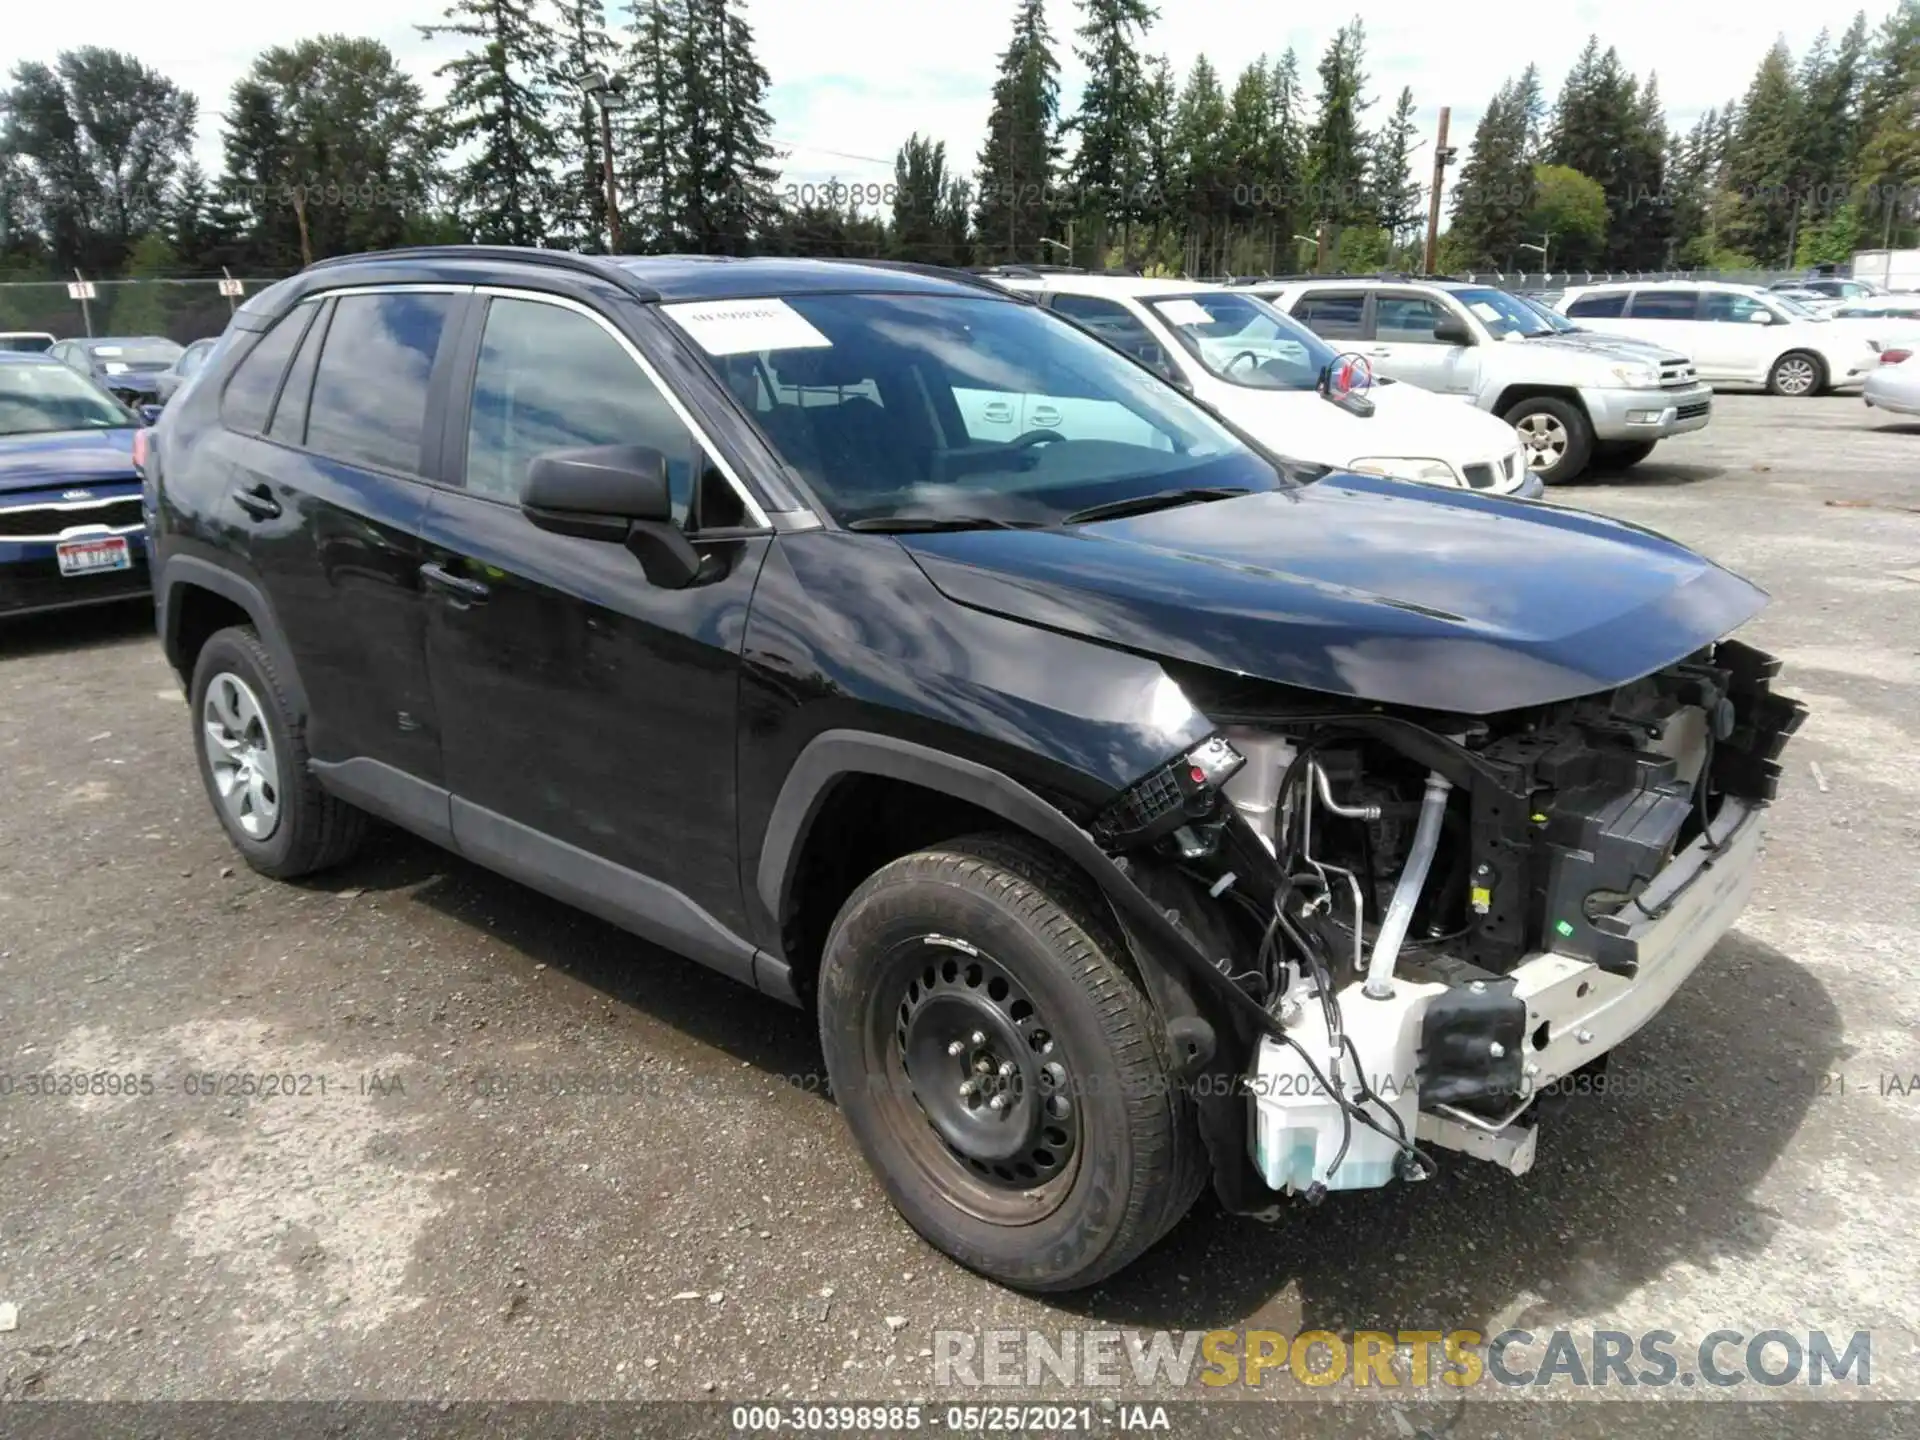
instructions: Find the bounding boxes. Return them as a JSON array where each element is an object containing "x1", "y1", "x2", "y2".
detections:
[
  {"x1": 0, "y1": 354, "x2": 151, "y2": 618},
  {"x1": 47, "y1": 335, "x2": 184, "y2": 407}
]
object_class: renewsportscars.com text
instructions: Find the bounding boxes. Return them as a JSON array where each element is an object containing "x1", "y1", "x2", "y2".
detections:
[{"x1": 932, "y1": 1327, "x2": 1871, "y2": 1390}]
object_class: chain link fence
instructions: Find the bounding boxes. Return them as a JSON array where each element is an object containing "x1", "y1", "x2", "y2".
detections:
[{"x1": 0, "y1": 276, "x2": 294, "y2": 345}]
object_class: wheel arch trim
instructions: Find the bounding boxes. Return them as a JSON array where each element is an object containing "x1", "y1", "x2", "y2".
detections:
[{"x1": 158, "y1": 555, "x2": 308, "y2": 719}]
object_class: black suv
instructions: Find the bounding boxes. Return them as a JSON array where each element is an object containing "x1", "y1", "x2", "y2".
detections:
[{"x1": 147, "y1": 247, "x2": 1801, "y2": 1291}]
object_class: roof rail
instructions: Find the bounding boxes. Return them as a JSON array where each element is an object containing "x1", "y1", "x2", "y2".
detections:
[
  {"x1": 301, "y1": 244, "x2": 661, "y2": 302},
  {"x1": 799, "y1": 256, "x2": 1032, "y2": 298},
  {"x1": 965, "y1": 263, "x2": 1089, "y2": 278}
]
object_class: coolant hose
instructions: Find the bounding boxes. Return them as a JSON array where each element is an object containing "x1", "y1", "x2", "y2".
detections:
[{"x1": 1362, "y1": 771, "x2": 1452, "y2": 999}]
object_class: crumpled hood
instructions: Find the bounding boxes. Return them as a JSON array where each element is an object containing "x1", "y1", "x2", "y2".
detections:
[
  {"x1": 899, "y1": 474, "x2": 1768, "y2": 716},
  {"x1": 0, "y1": 428, "x2": 139, "y2": 496}
]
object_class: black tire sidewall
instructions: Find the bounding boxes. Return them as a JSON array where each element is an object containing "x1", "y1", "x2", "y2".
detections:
[
  {"x1": 1595, "y1": 439, "x2": 1657, "y2": 467},
  {"x1": 820, "y1": 860, "x2": 1166, "y2": 1291},
  {"x1": 1505, "y1": 396, "x2": 1593, "y2": 484},
  {"x1": 189, "y1": 629, "x2": 304, "y2": 874}
]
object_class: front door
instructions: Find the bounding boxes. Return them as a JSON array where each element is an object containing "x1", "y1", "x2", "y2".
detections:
[
  {"x1": 417, "y1": 291, "x2": 772, "y2": 973},
  {"x1": 1367, "y1": 292, "x2": 1479, "y2": 395}
]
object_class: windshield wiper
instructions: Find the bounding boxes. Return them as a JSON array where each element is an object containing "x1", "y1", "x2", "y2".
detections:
[
  {"x1": 845, "y1": 515, "x2": 1038, "y2": 533},
  {"x1": 1062, "y1": 486, "x2": 1250, "y2": 526}
]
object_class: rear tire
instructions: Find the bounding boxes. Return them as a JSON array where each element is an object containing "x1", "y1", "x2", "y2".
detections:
[
  {"x1": 818, "y1": 834, "x2": 1204, "y2": 1292},
  {"x1": 1593, "y1": 439, "x2": 1657, "y2": 468},
  {"x1": 1766, "y1": 350, "x2": 1825, "y2": 397},
  {"x1": 1502, "y1": 395, "x2": 1593, "y2": 484},
  {"x1": 190, "y1": 626, "x2": 368, "y2": 880}
]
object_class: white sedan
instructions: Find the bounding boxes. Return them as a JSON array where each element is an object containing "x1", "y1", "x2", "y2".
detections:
[{"x1": 1863, "y1": 344, "x2": 1920, "y2": 417}]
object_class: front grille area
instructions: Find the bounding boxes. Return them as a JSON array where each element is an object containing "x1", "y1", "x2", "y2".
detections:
[
  {"x1": 0, "y1": 496, "x2": 144, "y2": 541},
  {"x1": 1659, "y1": 360, "x2": 1697, "y2": 387},
  {"x1": 0, "y1": 552, "x2": 150, "y2": 614},
  {"x1": 1463, "y1": 462, "x2": 1498, "y2": 490},
  {"x1": 1676, "y1": 400, "x2": 1711, "y2": 421}
]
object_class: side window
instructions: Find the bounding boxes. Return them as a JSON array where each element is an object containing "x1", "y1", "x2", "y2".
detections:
[
  {"x1": 268, "y1": 300, "x2": 331, "y2": 446},
  {"x1": 1565, "y1": 292, "x2": 1626, "y2": 319},
  {"x1": 1048, "y1": 294, "x2": 1176, "y2": 378},
  {"x1": 1626, "y1": 290, "x2": 1699, "y2": 320},
  {"x1": 306, "y1": 292, "x2": 458, "y2": 475},
  {"x1": 220, "y1": 303, "x2": 315, "y2": 436},
  {"x1": 1374, "y1": 294, "x2": 1453, "y2": 343},
  {"x1": 1290, "y1": 291, "x2": 1367, "y2": 340},
  {"x1": 1700, "y1": 291, "x2": 1769, "y2": 324},
  {"x1": 463, "y1": 296, "x2": 705, "y2": 525}
]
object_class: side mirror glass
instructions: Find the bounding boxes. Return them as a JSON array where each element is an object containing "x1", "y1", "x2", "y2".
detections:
[
  {"x1": 138, "y1": 404, "x2": 162, "y2": 425},
  {"x1": 521, "y1": 443, "x2": 701, "y2": 589},
  {"x1": 1747, "y1": 310, "x2": 1774, "y2": 324}
]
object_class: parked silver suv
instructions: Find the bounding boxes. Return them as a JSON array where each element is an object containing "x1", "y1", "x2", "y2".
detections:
[{"x1": 1238, "y1": 277, "x2": 1713, "y2": 485}]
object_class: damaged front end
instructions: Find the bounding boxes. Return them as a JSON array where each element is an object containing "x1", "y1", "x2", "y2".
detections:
[{"x1": 1087, "y1": 639, "x2": 1806, "y2": 1212}]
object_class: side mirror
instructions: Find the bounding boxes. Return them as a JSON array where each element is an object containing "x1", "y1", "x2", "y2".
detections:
[
  {"x1": 521, "y1": 443, "x2": 701, "y2": 589},
  {"x1": 1431, "y1": 316, "x2": 1474, "y2": 345},
  {"x1": 1747, "y1": 310, "x2": 1774, "y2": 324}
]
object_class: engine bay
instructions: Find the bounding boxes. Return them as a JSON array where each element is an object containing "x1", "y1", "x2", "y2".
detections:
[{"x1": 1093, "y1": 639, "x2": 1807, "y2": 1207}]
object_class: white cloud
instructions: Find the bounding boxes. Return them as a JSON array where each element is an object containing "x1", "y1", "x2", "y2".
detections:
[{"x1": 8, "y1": 0, "x2": 1900, "y2": 204}]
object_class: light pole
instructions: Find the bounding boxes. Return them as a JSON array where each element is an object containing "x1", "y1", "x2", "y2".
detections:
[
  {"x1": 1291, "y1": 233, "x2": 1317, "y2": 272},
  {"x1": 1518, "y1": 235, "x2": 1551, "y2": 273},
  {"x1": 1039, "y1": 237, "x2": 1072, "y2": 263},
  {"x1": 1423, "y1": 107, "x2": 1455, "y2": 275},
  {"x1": 584, "y1": 70, "x2": 626, "y2": 253}
]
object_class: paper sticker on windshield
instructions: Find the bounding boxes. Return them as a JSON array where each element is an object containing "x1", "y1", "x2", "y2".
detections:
[
  {"x1": 102, "y1": 361, "x2": 129, "y2": 374},
  {"x1": 1469, "y1": 302, "x2": 1503, "y2": 323},
  {"x1": 94, "y1": 346, "x2": 124, "y2": 356},
  {"x1": 661, "y1": 298, "x2": 832, "y2": 356},
  {"x1": 1155, "y1": 299, "x2": 1215, "y2": 327}
]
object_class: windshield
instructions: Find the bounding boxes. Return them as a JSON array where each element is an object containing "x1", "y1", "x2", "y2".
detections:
[
  {"x1": 1450, "y1": 287, "x2": 1557, "y2": 338},
  {"x1": 669, "y1": 292, "x2": 1280, "y2": 527},
  {"x1": 1515, "y1": 295, "x2": 1578, "y2": 332},
  {"x1": 0, "y1": 334, "x2": 55, "y2": 354},
  {"x1": 1144, "y1": 292, "x2": 1337, "y2": 390},
  {"x1": 86, "y1": 339, "x2": 183, "y2": 369},
  {"x1": 0, "y1": 362, "x2": 135, "y2": 435},
  {"x1": 1769, "y1": 294, "x2": 1818, "y2": 319}
]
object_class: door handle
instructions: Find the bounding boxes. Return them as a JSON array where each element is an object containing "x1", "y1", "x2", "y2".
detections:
[
  {"x1": 419, "y1": 561, "x2": 491, "y2": 603},
  {"x1": 231, "y1": 482, "x2": 281, "y2": 520},
  {"x1": 1365, "y1": 347, "x2": 1392, "y2": 357}
]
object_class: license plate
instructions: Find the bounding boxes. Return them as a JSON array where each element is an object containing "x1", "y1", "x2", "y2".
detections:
[{"x1": 56, "y1": 534, "x2": 132, "y2": 577}]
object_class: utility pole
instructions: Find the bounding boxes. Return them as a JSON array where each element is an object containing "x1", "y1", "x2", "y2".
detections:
[
  {"x1": 1423, "y1": 107, "x2": 1455, "y2": 275},
  {"x1": 585, "y1": 71, "x2": 627, "y2": 253}
]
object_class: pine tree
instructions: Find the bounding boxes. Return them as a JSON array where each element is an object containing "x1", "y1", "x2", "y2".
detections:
[
  {"x1": 549, "y1": 0, "x2": 620, "y2": 251},
  {"x1": 1265, "y1": 49, "x2": 1308, "y2": 265},
  {"x1": 620, "y1": 0, "x2": 686, "y2": 249},
  {"x1": 164, "y1": 161, "x2": 233, "y2": 273},
  {"x1": 1858, "y1": 1, "x2": 1920, "y2": 248},
  {"x1": 972, "y1": 0, "x2": 1062, "y2": 265},
  {"x1": 1066, "y1": 0, "x2": 1156, "y2": 262},
  {"x1": 1513, "y1": 63, "x2": 1546, "y2": 159},
  {"x1": 1304, "y1": 19, "x2": 1372, "y2": 242},
  {"x1": 689, "y1": 0, "x2": 779, "y2": 253},
  {"x1": 1371, "y1": 86, "x2": 1422, "y2": 250},
  {"x1": 1172, "y1": 55, "x2": 1229, "y2": 273},
  {"x1": 419, "y1": 0, "x2": 563, "y2": 245},
  {"x1": 1723, "y1": 40, "x2": 1802, "y2": 265},
  {"x1": 1613, "y1": 73, "x2": 1669, "y2": 268},
  {"x1": 1447, "y1": 77, "x2": 1534, "y2": 268},
  {"x1": 892, "y1": 133, "x2": 969, "y2": 263},
  {"x1": 1136, "y1": 54, "x2": 1179, "y2": 264}
]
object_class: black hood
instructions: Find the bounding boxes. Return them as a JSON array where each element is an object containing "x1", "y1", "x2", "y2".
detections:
[{"x1": 898, "y1": 475, "x2": 1768, "y2": 716}]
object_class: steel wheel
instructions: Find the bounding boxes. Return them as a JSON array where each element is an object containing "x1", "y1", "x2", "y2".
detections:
[
  {"x1": 1515, "y1": 411, "x2": 1570, "y2": 471},
  {"x1": 877, "y1": 936, "x2": 1083, "y2": 1221},
  {"x1": 202, "y1": 671, "x2": 281, "y2": 840}
]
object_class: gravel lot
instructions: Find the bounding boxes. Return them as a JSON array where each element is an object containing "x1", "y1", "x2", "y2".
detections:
[{"x1": 2, "y1": 394, "x2": 1917, "y2": 1427}]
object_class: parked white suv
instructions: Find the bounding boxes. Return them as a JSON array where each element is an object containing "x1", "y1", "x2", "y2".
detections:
[
  {"x1": 1243, "y1": 277, "x2": 1711, "y2": 485},
  {"x1": 1556, "y1": 281, "x2": 1884, "y2": 397},
  {"x1": 984, "y1": 272, "x2": 1541, "y2": 498}
]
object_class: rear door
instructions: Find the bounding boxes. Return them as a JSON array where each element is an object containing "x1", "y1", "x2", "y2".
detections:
[
  {"x1": 1287, "y1": 289, "x2": 1371, "y2": 350},
  {"x1": 1366, "y1": 291, "x2": 1479, "y2": 395},
  {"x1": 417, "y1": 289, "x2": 774, "y2": 974},
  {"x1": 223, "y1": 285, "x2": 465, "y2": 817}
]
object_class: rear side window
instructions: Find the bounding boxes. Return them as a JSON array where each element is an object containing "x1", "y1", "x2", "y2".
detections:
[
  {"x1": 220, "y1": 305, "x2": 314, "y2": 435},
  {"x1": 1564, "y1": 292, "x2": 1626, "y2": 319},
  {"x1": 1291, "y1": 291, "x2": 1367, "y2": 340},
  {"x1": 1626, "y1": 290, "x2": 1699, "y2": 320},
  {"x1": 269, "y1": 300, "x2": 331, "y2": 446},
  {"x1": 306, "y1": 292, "x2": 459, "y2": 475}
]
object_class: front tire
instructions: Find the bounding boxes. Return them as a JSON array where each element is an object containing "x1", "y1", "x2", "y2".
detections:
[
  {"x1": 1503, "y1": 396, "x2": 1594, "y2": 484},
  {"x1": 1594, "y1": 439, "x2": 1657, "y2": 468},
  {"x1": 1767, "y1": 350, "x2": 1826, "y2": 397},
  {"x1": 818, "y1": 835, "x2": 1204, "y2": 1292},
  {"x1": 190, "y1": 626, "x2": 368, "y2": 879}
]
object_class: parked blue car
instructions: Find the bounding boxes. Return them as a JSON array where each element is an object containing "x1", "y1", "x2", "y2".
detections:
[{"x1": 0, "y1": 354, "x2": 152, "y2": 618}]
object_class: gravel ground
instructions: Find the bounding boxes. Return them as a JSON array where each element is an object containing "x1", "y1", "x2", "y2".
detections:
[{"x1": 1, "y1": 394, "x2": 1917, "y2": 1427}]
